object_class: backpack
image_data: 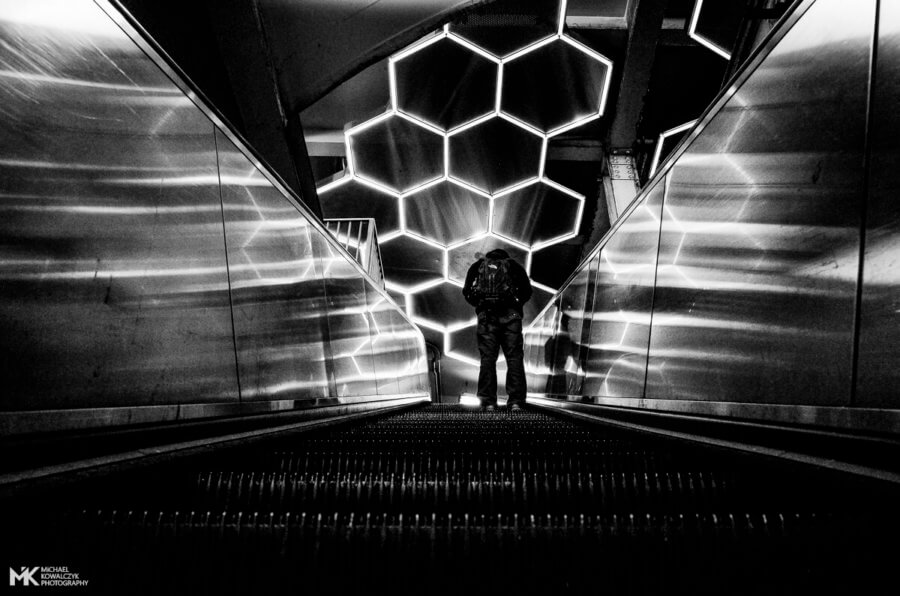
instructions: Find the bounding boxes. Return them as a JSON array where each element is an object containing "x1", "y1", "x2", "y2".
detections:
[{"x1": 474, "y1": 256, "x2": 516, "y2": 305}]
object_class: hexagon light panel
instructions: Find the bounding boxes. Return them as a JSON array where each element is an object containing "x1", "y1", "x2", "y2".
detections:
[
  {"x1": 394, "y1": 36, "x2": 497, "y2": 130},
  {"x1": 405, "y1": 180, "x2": 490, "y2": 246},
  {"x1": 317, "y1": 0, "x2": 612, "y2": 365}
]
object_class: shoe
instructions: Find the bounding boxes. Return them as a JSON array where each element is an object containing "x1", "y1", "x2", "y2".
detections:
[
  {"x1": 507, "y1": 403, "x2": 523, "y2": 413},
  {"x1": 482, "y1": 404, "x2": 497, "y2": 412}
]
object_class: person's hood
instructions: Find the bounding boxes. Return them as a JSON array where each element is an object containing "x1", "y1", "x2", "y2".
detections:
[{"x1": 485, "y1": 249, "x2": 510, "y2": 259}]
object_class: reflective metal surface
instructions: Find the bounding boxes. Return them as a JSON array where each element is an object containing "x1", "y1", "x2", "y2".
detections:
[
  {"x1": 856, "y1": 0, "x2": 900, "y2": 408},
  {"x1": 365, "y1": 283, "x2": 401, "y2": 397},
  {"x1": 546, "y1": 258, "x2": 595, "y2": 396},
  {"x1": 0, "y1": 0, "x2": 429, "y2": 429},
  {"x1": 525, "y1": 0, "x2": 899, "y2": 432},
  {"x1": 315, "y1": 237, "x2": 380, "y2": 398},
  {"x1": 217, "y1": 129, "x2": 330, "y2": 401},
  {"x1": 391, "y1": 308, "x2": 431, "y2": 395},
  {"x1": 647, "y1": 0, "x2": 871, "y2": 405},
  {"x1": 524, "y1": 299, "x2": 559, "y2": 397},
  {"x1": 583, "y1": 180, "x2": 664, "y2": 398},
  {"x1": 0, "y1": 0, "x2": 237, "y2": 409}
]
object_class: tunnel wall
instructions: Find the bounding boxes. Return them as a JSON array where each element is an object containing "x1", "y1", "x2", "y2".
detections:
[
  {"x1": 0, "y1": 0, "x2": 429, "y2": 435},
  {"x1": 524, "y1": 0, "x2": 900, "y2": 434}
]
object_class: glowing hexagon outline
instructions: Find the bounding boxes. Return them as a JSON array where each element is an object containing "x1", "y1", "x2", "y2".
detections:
[
  {"x1": 317, "y1": 172, "x2": 403, "y2": 236},
  {"x1": 391, "y1": 26, "x2": 501, "y2": 132},
  {"x1": 688, "y1": 0, "x2": 733, "y2": 60},
  {"x1": 445, "y1": 320, "x2": 481, "y2": 367},
  {"x1": 496, "y1": 1, "x2": 613, "y2": 137},
  {"x1": 649, "y1": 119, "x2": 698, "y2": 178},
  {"x1": 491, "y1": 178, "x2": 585, "y2": 250},
  {"x1": 406, "y1": 280, "x2": 477, "y2": 328},
  {"x1": 445, "y1": 0, "x2": 570, "y2": 62},
  {"x1": 346, "y1": 111, "x2": 445, "y2": 194},
  {"x1": 445, "y1": 233, "x2": 532, "y2": 288},
  {"x1": 379, "y1": 233, "x2": 447, "y2": 294},
  {"x1": 403, "y1": 177, "x2": 492, "y2": 248},
  {"x1": 316, "y1": 0, "x2": 609, "y2": 366},
  {"x1": 446, "y1": 114, "x2": 544, "y2": 197}
]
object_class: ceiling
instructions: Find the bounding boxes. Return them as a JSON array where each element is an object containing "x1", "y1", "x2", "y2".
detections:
[
  {"x1": 116, "y1": 0, "x2": 786, "y2": 368},
  {"x1": 298, "y1": 0, "x2": 754, "y2": 364}
]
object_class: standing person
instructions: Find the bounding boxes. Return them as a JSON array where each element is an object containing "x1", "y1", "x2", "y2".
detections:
[{"x1": 462, "y1": 248, "x2": 533, "y2": 412}]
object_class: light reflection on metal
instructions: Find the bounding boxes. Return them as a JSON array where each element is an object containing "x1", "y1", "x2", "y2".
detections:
[
  {"x1": 0, "y1": 0, "x2": 432, "y2": 417},
  {"x1": 525, "y1": 0, "x2": 876, "y2": 413},
  {"x1": 688, "y1": 0, "x2": 733, "y2": 59},
  {"x1": 317, "y1": 0, "x2": 613, "y2": 366},
  {"x1": 2, "y1": 0, "x2": 122, "y2": 37}
]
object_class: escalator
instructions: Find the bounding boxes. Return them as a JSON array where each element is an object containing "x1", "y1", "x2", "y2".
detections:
[{"x1": 5, "y1": 404, "x2": 897, "y2": 594}]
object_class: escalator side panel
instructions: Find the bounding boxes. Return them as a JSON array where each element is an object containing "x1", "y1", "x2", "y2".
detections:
[
  {"x1": 0, "y1": 1, "x2": 238, "y2": 411},
  {"x1": 857, "y1": 0, "x2": 900, "y2": 408},
  {"x1": 646, "y1": 0, "x2": 874, "y2": 405},
  {"x1": 216, "y1": 129, "x2": 331, "y2": 401}
]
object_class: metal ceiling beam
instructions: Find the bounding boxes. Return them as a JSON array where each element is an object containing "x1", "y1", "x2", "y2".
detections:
[
  {"x1": 565, "y1": 16, "x2": 684, "y2": 30},
  {"x1": 206, "y1": 0, "x2": 317, "y2": 212},
  {"x1": 305, "y1": 130, "x2": 347, "y2": 157},
  {"x1": 607, "y1": 0, "x2": 670, "y2": 150},
  {"x1": 658, "y1": 27, "x2": 701, "y2": 47},
  {"x1": 547, "y1": 139, "x2": 605, "y2": 162}
]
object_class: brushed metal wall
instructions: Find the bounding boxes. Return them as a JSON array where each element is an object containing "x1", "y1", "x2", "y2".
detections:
[
  {"x1": 584, "y1": 180, "x2": 665, "y2": 399},
  {"x1": 525, "y1": 0, "x2": 898, "y2": 432},
  {"x1": 856, "y1": 0, "x2": 900, "y2": 409},
  {"x1": 216, "y1": 129, "x2": 332, "y2": 402},
  {"x1": 0, "y1": 0, "x2": 238, "y2": 410},
  {"x1": 0, "y1": 0, "x2": 428, "y2": 430},
  {"x1": 648, "y1": 0, "x2": 871, "y2": 405}
]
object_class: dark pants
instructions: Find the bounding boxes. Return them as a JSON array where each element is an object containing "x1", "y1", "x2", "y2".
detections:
[{"x1": 476, "y1": 309, "x2": 526, "y2": 406}]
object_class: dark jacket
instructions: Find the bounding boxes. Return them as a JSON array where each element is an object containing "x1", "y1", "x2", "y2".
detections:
[{"x1": 462, "y1": 249, "x2": 533, "y2": 315}]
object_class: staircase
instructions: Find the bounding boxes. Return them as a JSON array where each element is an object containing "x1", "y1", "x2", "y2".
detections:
[{"x1": 8, "y1": 405, "x2": 897, "y2": 594}]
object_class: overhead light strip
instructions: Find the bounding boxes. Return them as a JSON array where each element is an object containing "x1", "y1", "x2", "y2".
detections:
[
  {"x1": 313, "y1": 4, "x2": 617, "y2": 366},
  {"x1": 688, "y1": 0, "x2": 732, "y2": 59}
]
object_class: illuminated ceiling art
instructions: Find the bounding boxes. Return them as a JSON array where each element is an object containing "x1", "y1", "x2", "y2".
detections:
[
  {"x1": 688, "y1": 0, "x2": 733, "y2": 60},
  {"x1": 318, "y1": 0, "x2": 612, "y2": 366},
  {"x1": 649, "y1": 119, "x2": 698, "y2": 178}
]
